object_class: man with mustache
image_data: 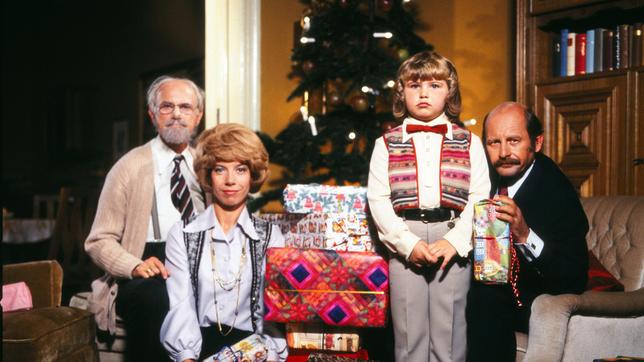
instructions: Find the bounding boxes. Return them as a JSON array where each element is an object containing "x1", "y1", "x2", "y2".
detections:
[
  {"x1": 465, "y1": 102, "x2": 588, "y2": 362},
  {"x1": 85, "y1": 76, "x2": 206, "y2": 361}
]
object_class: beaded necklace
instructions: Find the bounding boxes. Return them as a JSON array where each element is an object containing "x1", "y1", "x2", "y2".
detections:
[{"x1": 210, "y1": 228, "x2": 248, "y2": 336}]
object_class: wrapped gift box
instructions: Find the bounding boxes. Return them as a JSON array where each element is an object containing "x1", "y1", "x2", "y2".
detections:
[
  {"x1": 259, "y1": 213, "x2": 372, "y2": 252},
  {"x1": 204, "y1": 334, "x2": 267, "y2": 362},
  {"x1": 283, "y1": 184, "x2": 367, "y2": 214},
  {"x1": 472, "y1": 200, "x2": 511, "y2": 284},
  {"x1": 260, "y1": 213, "x2": 327, "y2": 249},
  {"x1": 264, "y1": 248, "x2": 388, "y2": 327},
  {"x1": 286, "y1": 323, "x2": 360, "y2": 352}
]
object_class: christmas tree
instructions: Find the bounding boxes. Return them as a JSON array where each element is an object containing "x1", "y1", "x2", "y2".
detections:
[{"x1": 253, "y1": 0, "x2": 431, "y2": 211}]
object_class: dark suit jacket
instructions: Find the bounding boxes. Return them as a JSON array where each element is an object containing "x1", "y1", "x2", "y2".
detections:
[{"x1": 493, "y1": 152, "x2": 589, "y2": 308}]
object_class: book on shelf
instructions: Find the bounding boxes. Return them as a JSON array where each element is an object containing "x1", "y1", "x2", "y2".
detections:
[
  {"x1": 633, "y1": 23, "x2": 642, "y2": 66},
  {"x1": 618, "y1": 24, "x2": 631, "y2": 69},
  {"x1": 594, "y1": 28, "x2": 605, "y2": 72},
  {"x1": 586, "y1": 29, "x2": 595, "y2": 73},
  {"x1": 553, "y1": 37, "x2": 561, "y2": 77},
  {"x1": 614, "y1": 26, "x2": 620, "y2": 69},
  {"x1": 567, "y1": 32, "x2": 576, "y2": 76},
  {"x1": 560, "y1": 29, "x2": 568, "y2": 77},
  {"x1": 604, "y1": 29, "x2": 614, "y2": 71},
  {"x1": 576, "y1": 32, "x2": 587, "y2": 75}
]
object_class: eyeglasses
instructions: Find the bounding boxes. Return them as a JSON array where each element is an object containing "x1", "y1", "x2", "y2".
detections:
[{"x1": 157, "y1": 102, "x2": 196, "y2": 115}]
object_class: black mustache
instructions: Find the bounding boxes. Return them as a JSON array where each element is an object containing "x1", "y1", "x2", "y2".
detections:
[{"x1": 494, "y1": 159, "x2": 520, "y2": 167}]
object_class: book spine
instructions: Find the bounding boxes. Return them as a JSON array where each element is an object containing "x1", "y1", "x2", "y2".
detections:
[
  {"x1": 576, "y1": 33, "x2": 587, "y2": 75},
  {"x1": 618, "y1": 24, "x2": 631, "y2": 69},
  {"x1": 567, "y1": 32, "x2": 576, "y2": 76},
  {"x1": 553, "y1": 37, "x2": 561, "y2": 77},
  {"x1": 604, "y1": 29, "x2": 614, "y2": 71},
  {"x1": 595, "y1": 28, "x2": 604, "y2": 72},
  {"x1": 633, "y1": 24, "x2": 642, "y2": 67},
  {"x1": 614, "y1": 26, "x2": 621, "y2": 69},
  {"x1": 586, "y1": 29, "x2": 595, "y2": 73},
  {"x1": 560, "y1": 29, "x2": 569, "y2": 77}
]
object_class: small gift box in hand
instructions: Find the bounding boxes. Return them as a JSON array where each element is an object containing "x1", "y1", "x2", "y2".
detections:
[{"x1": 472, "y1": 200, "x2": 511, "y2": 284}]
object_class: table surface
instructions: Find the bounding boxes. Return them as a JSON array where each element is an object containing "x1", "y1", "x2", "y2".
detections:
[{"x1": 2, "y1": 218, "x2": 56, "y2": 244}]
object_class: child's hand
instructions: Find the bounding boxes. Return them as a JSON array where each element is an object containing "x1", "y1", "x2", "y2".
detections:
[
  {"x1": 428, "y1": 239, "x2": 457, "y2": 269},
  {"x1": 409, "y1": 241, "x2": 438, "y2": 267}
]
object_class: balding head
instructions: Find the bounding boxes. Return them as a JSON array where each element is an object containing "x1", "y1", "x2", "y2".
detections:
[{"x1": 483, "y1": 102, "x2": 544, "y2": 181}]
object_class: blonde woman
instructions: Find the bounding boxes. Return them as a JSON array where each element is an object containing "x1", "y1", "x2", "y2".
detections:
[{"x1": 161, "y1": 123, "x2": 287, "y2": 362}]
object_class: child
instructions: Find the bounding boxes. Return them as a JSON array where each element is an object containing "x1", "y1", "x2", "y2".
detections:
[{"x1": 367, "y1": 51, "x2": 490, "y2": 361}]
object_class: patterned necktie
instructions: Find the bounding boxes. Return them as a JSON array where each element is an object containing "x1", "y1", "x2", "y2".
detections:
[
  {"x1": 171, "y1": 155, "x2": 195, "y2": 223},
  {"x1": 498, "y1": 185, "x2": 523, "y2": 308},
  {"x1": 405, "y1": 123, "x2": 448, "y2": 135}
]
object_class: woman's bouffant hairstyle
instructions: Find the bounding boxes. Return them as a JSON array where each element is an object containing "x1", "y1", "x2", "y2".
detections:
[
  {"x1": 392, "y1": 51, "x2": 462, "y2": 123},
  {"x1": 194, "y1": 123, "x2": 269, "y2": 194}
]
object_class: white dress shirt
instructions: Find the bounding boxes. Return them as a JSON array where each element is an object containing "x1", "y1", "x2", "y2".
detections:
[
  {"x1": 496, "y1": 161, "x2": 545, "y2": 260},
  {"x1": 147, "y1": 136, "x2": 205, "y2": 242},
  {"x1": 161, "y1": 205, "x2": 287, "y2": 362},
  {"x1": 367, "y1": 113, "x2": 491, "y2": 259}
]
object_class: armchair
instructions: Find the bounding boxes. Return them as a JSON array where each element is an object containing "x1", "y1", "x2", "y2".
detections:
[
  {"x1": 523, "y1": 196, "x2": 644, "y2": 361},
  {"x1": 2, "y1": 260, "x2": 99, "y2": 361}
]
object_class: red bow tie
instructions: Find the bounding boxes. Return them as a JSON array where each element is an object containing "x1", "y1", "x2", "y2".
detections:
[{"x1": 405, "y1": 124, "x2": 448, "y2": 135}]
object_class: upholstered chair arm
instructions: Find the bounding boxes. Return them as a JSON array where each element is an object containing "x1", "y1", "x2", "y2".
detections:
[
  {"x1": 2, "y1": 260, "x2": 63, "y2": 308},
  {"x1": 524, "y1": 288, "x2": 644, "y2": 362}
]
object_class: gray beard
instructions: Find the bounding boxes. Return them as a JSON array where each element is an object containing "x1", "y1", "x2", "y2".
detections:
[{"x1": 155, "y1": 119, "x2": 193, "y2": 146}]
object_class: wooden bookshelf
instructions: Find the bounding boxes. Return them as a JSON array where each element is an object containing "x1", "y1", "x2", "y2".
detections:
[{"x1": 517, "y1": 0, "x2": 644, "y2": 196}]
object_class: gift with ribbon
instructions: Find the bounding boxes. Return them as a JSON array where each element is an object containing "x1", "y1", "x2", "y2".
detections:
[
  {"x1": 472, "y1": 200, "x2": 511, "y2": 284},
  {"x1": 264, "y1": 248, "x2": 388, "y2": 327}
]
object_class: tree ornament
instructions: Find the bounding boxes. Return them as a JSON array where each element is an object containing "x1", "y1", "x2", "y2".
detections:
[
  {"x1": 397, "y1": 48, "x2": 410, "y2": 61},
  {"x1": 357, "y1": 0, "x2": 370, "y2": 14},
  {"x1": 350, "y1": 94, "x2": 369, "y2": 112},
  {"x1": 378, "y1": 0, "x2": 393, "y2": 12},
  {"x1": 302, "y1": 60, "x2": 315, "y2": 74},
  {"x1": 381, "y1": 120, "x2": 397, "y2": 132},
  {"x1": 328, "y1": 91, "x2": 343, "y2": 106}
]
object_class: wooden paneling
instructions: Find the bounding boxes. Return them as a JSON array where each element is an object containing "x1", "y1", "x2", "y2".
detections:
[{"x1": 535, "y1": 75, "x2": 628, "y2": 195}]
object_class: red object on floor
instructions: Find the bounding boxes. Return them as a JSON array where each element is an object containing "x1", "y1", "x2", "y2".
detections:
[{"x1": 286, "y1": 348, "x2": 370, "y2": 361}]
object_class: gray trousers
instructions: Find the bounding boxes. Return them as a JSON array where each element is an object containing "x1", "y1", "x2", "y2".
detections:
[{"x1": 389, "y1": 219, "x2": 470, "y2": 362}]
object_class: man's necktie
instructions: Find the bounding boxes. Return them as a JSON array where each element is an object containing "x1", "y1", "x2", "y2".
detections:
[
  {"x1": 405, "y1": 123, "x2": 448, "y2": 135},
  {"x1": 171, "y1": 155, "x2": 195, "y2": 223},
  {"x1": 498, "y1": 185, "x2": 523, "y2": 308}
]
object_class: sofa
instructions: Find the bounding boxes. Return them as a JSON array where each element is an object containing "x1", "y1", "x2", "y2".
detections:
[
  {"x1": 520, "y1": 196, "x2": 644, "y2": 361},
  {"x1": 2, "y1": 260, "x2": 99, "y2": 361}
]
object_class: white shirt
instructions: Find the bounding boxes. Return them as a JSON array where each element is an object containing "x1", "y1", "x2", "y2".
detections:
[
  {"x1": 147, "y1": 136, "x2": 205, "y2": 242},
  {"x1": 367, "y1": 113, "x2": 491, "y2": 259},
  {"x1": 161, "y1": 205, "x2": 287, "y2": 362},
  {"x1": 497, "y1": 161, "x2": 545, "y2": 260}
]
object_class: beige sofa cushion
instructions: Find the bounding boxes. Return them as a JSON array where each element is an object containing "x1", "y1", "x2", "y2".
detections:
[{"x1": 581, "y1": 196, "x2": 644, "y2": 291}]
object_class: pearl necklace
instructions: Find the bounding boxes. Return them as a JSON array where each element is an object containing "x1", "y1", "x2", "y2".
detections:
[{"x1": 210, "y1": 229, "x2": 248, "y2": 336}]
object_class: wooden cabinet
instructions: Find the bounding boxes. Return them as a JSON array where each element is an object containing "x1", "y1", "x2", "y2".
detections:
[{"x1": 517, "y1": 0, "x2": 644, "y2": 196}]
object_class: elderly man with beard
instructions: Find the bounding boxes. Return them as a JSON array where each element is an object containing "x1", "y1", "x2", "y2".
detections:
[{"x1": 85, "y1": 76, "x2": 206, "y2": 362}]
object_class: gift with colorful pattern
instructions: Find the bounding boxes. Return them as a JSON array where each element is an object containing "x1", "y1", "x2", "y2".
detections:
[
  {"x1": 259, "y1": 213, "x2": 373, "y2": 252},
  {"x1": 264, "y1": 248, "x2": 388, "y2": 327},
  {"x1": 283, "y1": 184, "x2": 367, "y2": 214},
  {"x1": 203, "y1": 334, "x2": 267, "y2": 362},
  {"x1": 472, "y1": 200, "x2": 511, "y2": 283},
  {"x1": 259, "y1": 213, "x2": 327, "y2": 249},
  {"x1": 286, "y1": 323, "x2": 360, "y2": 352}
]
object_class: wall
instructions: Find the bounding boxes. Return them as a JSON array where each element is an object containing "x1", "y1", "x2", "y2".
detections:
[{"x1": 1, "y1": 0, "x2": 204, "y2": 215}]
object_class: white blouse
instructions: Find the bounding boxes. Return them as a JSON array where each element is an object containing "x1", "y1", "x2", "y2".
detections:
[{"x1": 160, "y1": 205, "x2": 287, "y2": 362}]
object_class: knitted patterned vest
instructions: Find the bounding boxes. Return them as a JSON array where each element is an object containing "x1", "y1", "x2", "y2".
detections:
[{"x1": 384, "y1": 124, "x2": 471, "y2": 212}]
